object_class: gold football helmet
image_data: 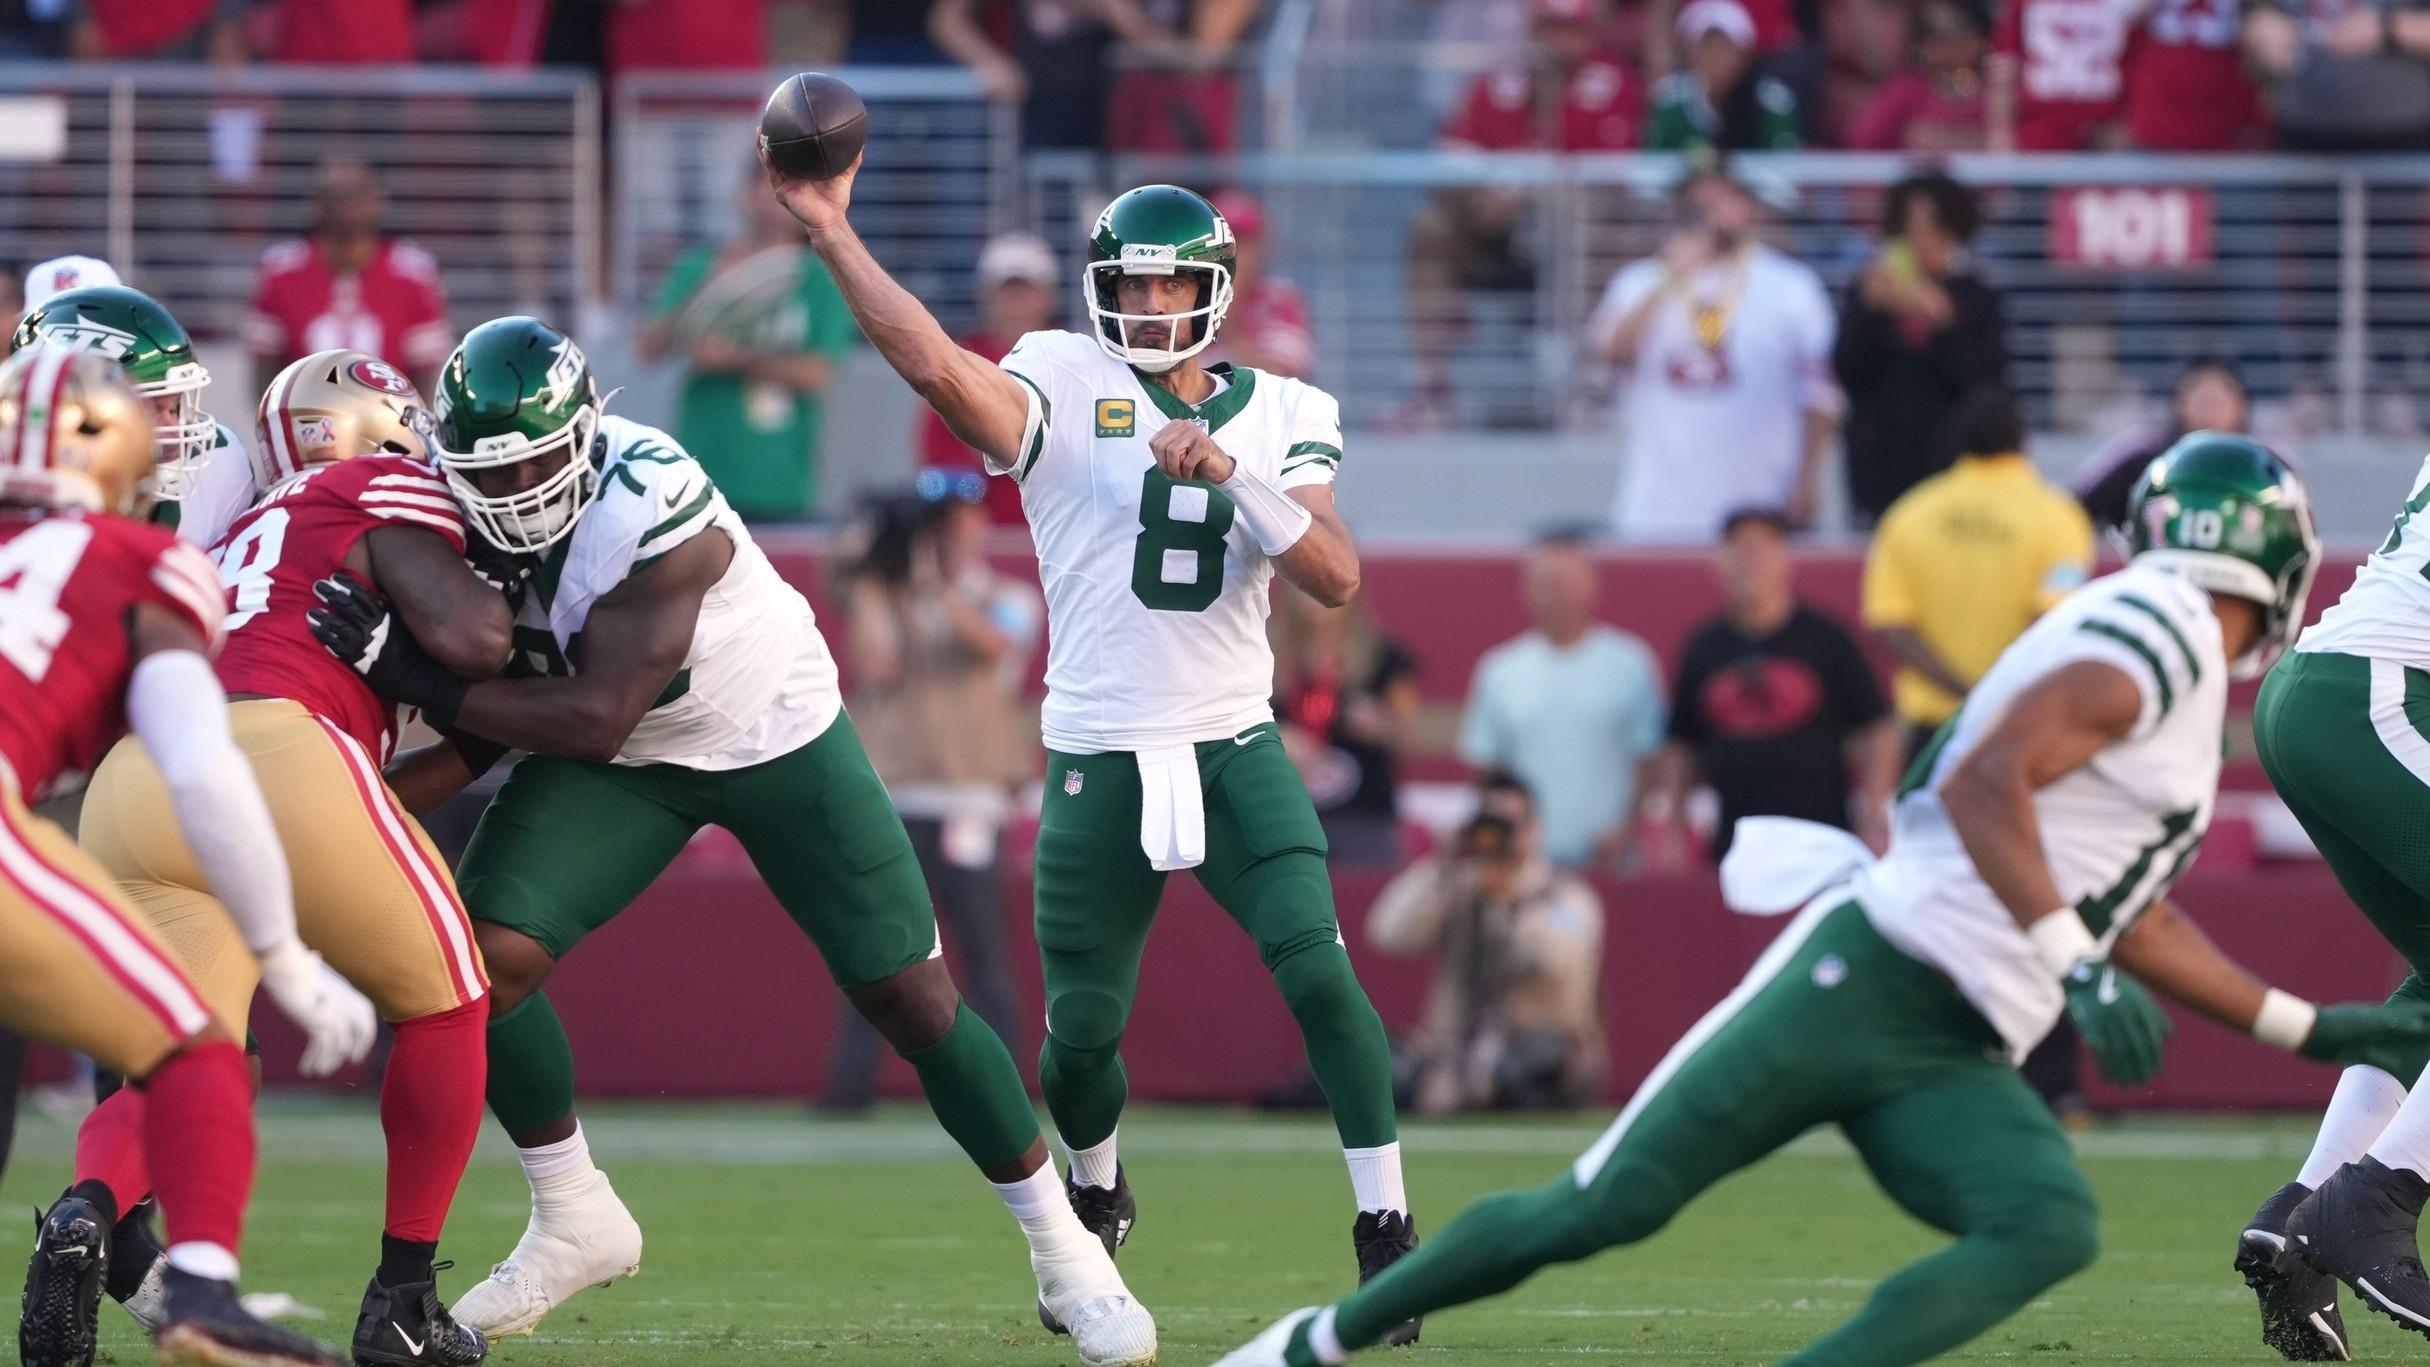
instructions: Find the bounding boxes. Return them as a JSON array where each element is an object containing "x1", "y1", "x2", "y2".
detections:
[
  {"x1": 254, "y1": 349, "x2": 433, "y2": 487},
  {"x1": 0, "y1": 343, "x2": 159, "y2": 517}
]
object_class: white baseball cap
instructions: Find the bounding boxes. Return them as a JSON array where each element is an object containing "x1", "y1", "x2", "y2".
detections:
[
  {"x1": 1676, "y1": 0, "x2": 1757, "y2": 46},
  {"x1": 976, "y1": 233, "x2": 1057, "y2": 290},
  {"x1": 23, "y1": 255, "x2": 121, "y2": 310}
]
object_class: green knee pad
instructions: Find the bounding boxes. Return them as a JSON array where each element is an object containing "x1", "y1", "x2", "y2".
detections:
[{"x1": 1044, "y1": 986, "x2": 1130, "y2": 1058}]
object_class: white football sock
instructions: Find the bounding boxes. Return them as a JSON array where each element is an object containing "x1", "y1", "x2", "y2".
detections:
[
  {"x1": 990, "y1": 1162, "x2": 1100, "y2": 1261},
  {"x1": 1066, "y1": 1130, "x2": 1120, "y2": 1192},
  {"x1": 1309, "y1": 1305, "x2": 1350, "y2": 1364},
  {"x1": 2368, "y1": 1064, "x2": 2430, "y2": 1180},
  {"x1": 166, "y1": 1241, "x2": 237, "y2": 1283},
  {"x1": 1344, "y1": 1142, "x2": 1407, "y2": 1215},
  {"x1": 2299, "y1": 1065, "x2": 2410, "y2": 1188},
  {"x1": 518, "y1": 1122, "x2": 597, "y2": 1197}
]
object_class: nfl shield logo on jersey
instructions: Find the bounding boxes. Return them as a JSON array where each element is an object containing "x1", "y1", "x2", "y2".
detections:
[{"x1": 1064, "y1": 769, "x2": 1085, "y2": 797}]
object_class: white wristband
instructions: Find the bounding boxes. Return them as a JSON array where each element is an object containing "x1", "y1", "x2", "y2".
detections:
[
  {"x1": 2026, "y1": 909, "x2": 2098, "y2": 977},
  {"x1": 1219, "y1": 464, "x2": 1314, "y2": 557},
  {"x1": 2253, "y1": 988, "x2": 2319, "y2": 1052}
]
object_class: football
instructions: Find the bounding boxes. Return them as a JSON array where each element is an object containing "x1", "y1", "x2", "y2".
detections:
[{"x1": 758, "y1": 72, "x2": 868, "y2": 181}]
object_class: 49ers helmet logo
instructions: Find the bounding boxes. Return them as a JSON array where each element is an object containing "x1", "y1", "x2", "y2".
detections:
[{"x1": 347, "y1": 357, "x2": 415, "y2": 396}]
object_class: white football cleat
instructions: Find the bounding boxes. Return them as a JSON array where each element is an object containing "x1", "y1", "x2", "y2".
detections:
[
  {"x1": 1215, "y1": 1307, "x2": 1324, "y2": 1367},
  {"x1": 1034, "y1": 1238, "x2": 1156, "y2": 1366},
  {"x1": 451, "y1": 1169, "x2": 643, "y2": 1337}
]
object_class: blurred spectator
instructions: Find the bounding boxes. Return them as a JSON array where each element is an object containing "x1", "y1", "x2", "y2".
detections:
[
  {"x1": 607, "y1": 0, "x2": 767, "y2": 74},
  {"x1": 639, "y1": 163, "x2": 855, "y2": 524},
  {"x1": 931, "y1": 0, "x2": 1188, "y2": 151},
  {"x1": 1106, "y1": 0, "x2": 1266, "y2": 154},
  {"x1": 1459, "y1": 533, "x2": 1666, "y2": 872},
  {"x1": 1834, "y1": 172, "x2": 2006, "y2": 525},
  {"x1": 1818, "y1": 0, "x2": 1912, "y2": 148},
  {"x1": 1204, "y1": 190, "x2": 1314, "y2": 379},
  {"x1": 22, "y1": 255, "x2": 117, "y2": 313},
  {"x1": 1401, "y1": 0, "x2": 1638, "y2": 427},
  {"x1": 1272, "y1": 591, "x2": 1420, "y2": 865},
  {"x1": 845, "y1": 0, "x2": 949, "y2": 63},
  {"x1": 1646, "y1": 0, "x2": 1801, "y2": 152},
  {"x1": 2245, "y1": 0, "x2": 2430, "y2": 149},
  {"x1": 1645, "y1": 0, "x2": 1801, "y2": 81},
  {"x1": 0, "y1": 0, "x2": 77, "y2": 57},
  {"x1": 1987, "y1": 0, "x2": 2129, "y2": 149},
  {"x1": 920, "y1": 232, "x2": 1057, "y2": 528},
  {"x1": 1368, "y1": 771, "x2": 1606, "y2": 1114},
  {"x1": 245, "y1": 161, "x2": 451, "y2": 393},
  {"x1": 1847, "y1": 0, "x2": 1991, "y2": 150},
  {"x1": 2071, "y1": 358, "x2": 2249, "y2": 530},
  {"x1": 1862, "y1": 386, "x2": 2093, "y2": 758},
  {"x1": 1592, "y1": 164, "x2": 1838, "y2": 539},
  {"x1": 252, "y1": 0, "x2": 414, "y2": 63},
  {"x1": 2122, "y1": 0, "x2": 2268, "y2": 149},
  {"x1": 825, "y1": 469, "x2": 1041, "y2": 1110},
  {"x1": 73, "y1": 0, "x2": 244, "y2": 59},
  {"x1": 1647, "y1": 509, "x2": 1896, "y2": 868}
]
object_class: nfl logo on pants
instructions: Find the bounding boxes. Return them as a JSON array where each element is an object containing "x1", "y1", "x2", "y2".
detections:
[{"x1": 1064, "y1": 769, "x2": 1085, "y2": 797}]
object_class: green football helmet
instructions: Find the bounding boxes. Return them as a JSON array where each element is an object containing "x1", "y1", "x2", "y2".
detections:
[
  {"x1": 2125, "y1": 431, "x2": 2319, "y2": 678},
  {"x1": 431, "y1": 316, "x2": 604, "y2": 552},
  {"x1": 11, "y1": 285, "x2": 214, "y2": 499},
  {"x1": 1086, "y1": 184, "x2": 1236, "y2": 374}
]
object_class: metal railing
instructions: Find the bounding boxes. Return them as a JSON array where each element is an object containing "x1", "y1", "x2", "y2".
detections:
[
  {"x1": 612, "y1": 66, "x2": 1016, "y2": 336},
  {"x1": 1026, "y1": 149, "x2": 2430, "y2": 444},
  {"x1": 0, "y1": 62, "x2": 596, "y2": 352}
]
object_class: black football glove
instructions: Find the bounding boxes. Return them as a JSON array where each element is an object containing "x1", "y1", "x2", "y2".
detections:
[
  {"x1": 466, "y1": 539, "x2": 536, "y2": 613},
  {"x1": 307, "y1": 572, "x2": 470, "y2": 729}
]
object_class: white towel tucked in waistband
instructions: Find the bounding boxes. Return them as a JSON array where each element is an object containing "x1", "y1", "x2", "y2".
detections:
[
  {"x1": 1136, "y1": 744, "x2": 1206, "y2": 872},
  {"x1": 1718, "y1": 816, "x2": 1877, "y2": 916}
]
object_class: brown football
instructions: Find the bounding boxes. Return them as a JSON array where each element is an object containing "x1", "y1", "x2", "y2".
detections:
[{"x1": 758, "y1": 72, "x2": 868, "y2": 181}]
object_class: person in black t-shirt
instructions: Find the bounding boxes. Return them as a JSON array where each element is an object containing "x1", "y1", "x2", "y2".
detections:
[
  {"x1": 1646, "y1": 508, "x2": 1900, "y2": 866},
  {"x1": 1273, "y1": 592, "x2": 1421, "y2": 865}
]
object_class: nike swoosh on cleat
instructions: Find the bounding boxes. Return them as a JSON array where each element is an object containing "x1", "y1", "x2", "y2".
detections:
[
  {"x1": 394, "y1": 1322, "x2": 427, "y2": 1356},
  {"x1": 2308, "y1": 1310, "x2": 2351, "y2": 1359}
]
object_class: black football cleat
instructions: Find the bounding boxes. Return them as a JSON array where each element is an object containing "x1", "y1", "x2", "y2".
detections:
[
  {"x1": 2238, "y1": 1180, "x2": 2350, "y2": 1361},
  {"x1": 2290, "y1": 1158, "x2": 2430, "y2": 1343},
  {"x1": 20, "y1": 1194, "x2": 110, "y2": 1367},
  {"x1": 1039, "y1": 1165, "x2": 1138, "y2": 1336},
  {"x1": 350, "y1": 1268, "x2": 487, "y2": 1367},
  {"x1": 153, "y1": 1266, "x2": 344, "y2": 1367},
  {"x1": 1354, "y1": 1209, "x2": 1422, "y2": 1348}
]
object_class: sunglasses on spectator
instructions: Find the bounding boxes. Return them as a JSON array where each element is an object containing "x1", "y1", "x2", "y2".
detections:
[{"x1": 917, "y1": 468, "x2": 987, "y2": 505}]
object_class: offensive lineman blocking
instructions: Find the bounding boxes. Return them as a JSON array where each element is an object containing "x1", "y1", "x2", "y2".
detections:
[{"x1": 767, "y1": 155, "x2": 1422, "y2": 1325}]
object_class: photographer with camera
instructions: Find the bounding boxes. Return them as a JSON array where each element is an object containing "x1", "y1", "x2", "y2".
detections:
[
  {"x1": 1368, "y1": 772, "x2": 1607, "y2": 1114},
  {"x1": 821, "y1": 468, "x2": 1042, "y2": 1110}
]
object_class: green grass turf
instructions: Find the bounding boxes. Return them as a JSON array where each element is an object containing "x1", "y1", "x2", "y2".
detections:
[{"x1": 0, "y1": 1099, "x2": 2399, "y2": 1365}]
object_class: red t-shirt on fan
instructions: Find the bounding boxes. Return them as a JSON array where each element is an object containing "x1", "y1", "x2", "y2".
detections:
[
  {"x1": 1993, "y1": 0, "x2": 2128, "y2": 149},
  {"x1": 606, "y1": 0, "x2": 766, "y2": 73},
  {"x1": 1443, "y1": 57, "x2": 1642, "y2": 150},
  {"x1": 2122, "y1": 0, "x2": 2270, "y2": 149},
  {"x1": 261, "y1": 0, "x2": 414, "y2": 62},
  {"x1": 246, "y1": 239, "x2": 453, "y2": 382},
  {"x1": 211, "y1": 457, "x2": 468, "y2": 763},
  {"x1": 0, "y1": 511, "x2": 226, "y2": 800}
]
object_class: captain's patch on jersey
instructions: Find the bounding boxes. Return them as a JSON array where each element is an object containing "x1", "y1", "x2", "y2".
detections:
[{"x1": 1094, "y1": 398, "x2": 1136, "y2": 438}]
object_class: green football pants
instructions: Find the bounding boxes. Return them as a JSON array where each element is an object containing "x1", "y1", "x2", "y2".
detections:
[
  {"x1": 1320, "y1": 900, "x2": 2099, "y2": 1366},
  {"x1": 1033, "y1": 729, "x2": 1397, "y2": 1151}
]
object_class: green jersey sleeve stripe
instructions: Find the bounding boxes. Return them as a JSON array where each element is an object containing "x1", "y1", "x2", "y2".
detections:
[
  {"x1": 1283, "y1": 440, "x2": 1342, "y2": 465},
  {"x1": 1008, "y1": 371, "x2": 1050, "y2": 481},
  {"x1": 2078, "y1": 619, "x2": 2174, "y2": 715},
  {"x1": 637, "y1": 483, "x2": 716, "y2": 550},
  {"x1": 2114, "y1": 592, "x2": 2203, "y2": 684}
]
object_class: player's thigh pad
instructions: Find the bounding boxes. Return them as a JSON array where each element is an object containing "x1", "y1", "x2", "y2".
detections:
[
  {"x1": 456, "y1": 752, "x2": 704, "y2": 960},
  {"x1": 1033, "y1": 748, "x2": 1166, "y2": 960},
  {"x1": 0, "y1": 788, "x2": 207, "y2": 1077},
  {"x1": 1841, "y1": 1066, "x2": 2098, "y2": 1276},
  {"x1": 2257, "y1": 651, "x2": 2430, "y2": 964},
  {"x1": 1198, "y1": 733, "x2": 1338, "y2": 959},
  {"x1": 717, "y1": 715, "x2": 938, "y2": 991}
]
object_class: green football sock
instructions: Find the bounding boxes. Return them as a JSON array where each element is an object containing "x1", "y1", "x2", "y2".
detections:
[
  {"x1": 1270, "y1": 939, "x2": 1398, "y2": 1150},
  {"x1": 903, "y1": 1004, "x2": 1042, "y2": 1171},
  {"x1": 485, "y1": 993, "x2": 577, "y2": 1138}
]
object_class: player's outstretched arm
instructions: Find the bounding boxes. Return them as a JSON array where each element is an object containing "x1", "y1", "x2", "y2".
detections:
[
  {"x1": 359, "y1": 524, "x2": 513, "y2": 679},
  {"x1": 762, "y1": 150, "x2": 1031, "y2": 466}
]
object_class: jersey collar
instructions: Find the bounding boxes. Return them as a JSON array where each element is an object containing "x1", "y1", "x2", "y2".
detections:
[{"x1": 1132, "y1": 362, "x2": 1256, "y2": 434}]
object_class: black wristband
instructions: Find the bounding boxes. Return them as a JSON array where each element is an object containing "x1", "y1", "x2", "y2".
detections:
[
  {"x1": 392, "y1": 655, "x2": 469, "y2": 732},
  {"x1": 442, "y1": 727, "x2": 510, "y2": 780}
]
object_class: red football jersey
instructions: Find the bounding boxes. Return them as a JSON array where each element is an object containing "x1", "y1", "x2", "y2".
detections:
[
  {"x1": 0, "y1": 511, "x2": 227, "y2": 800},
  {"x1": 1993, "y1": 0, "x2": 2128, "y2": 150},
  {"x1": 212, "y1": 457, "x2": 467, "y2": 762},
  {"x1": 2121, "y1": 0, "x2": 2269, "y2": 149},
  {"x1": 244, "y1": 239, "x2": 453, "y2": 381},
  {"x1": 1443, "y1": 58, "x2": 1642, "y2": 151}
]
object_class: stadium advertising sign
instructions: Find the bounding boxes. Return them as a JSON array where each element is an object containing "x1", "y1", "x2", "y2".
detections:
[{"x1": 2049, "y1": 186, "x2": 2215, "y2": 270}]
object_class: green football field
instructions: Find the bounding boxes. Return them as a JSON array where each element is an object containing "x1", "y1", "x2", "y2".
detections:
[{"x1": 0, "y1": 1099, "x2": 2388, "y2": 1365}]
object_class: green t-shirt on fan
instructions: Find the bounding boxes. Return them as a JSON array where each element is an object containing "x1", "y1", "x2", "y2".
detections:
[{"x1": 649, "y1": 243, "x2": 857, "y2": 522}]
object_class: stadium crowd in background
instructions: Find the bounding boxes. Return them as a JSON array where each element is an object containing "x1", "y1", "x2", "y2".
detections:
[{"x1": 1272, "y1": 593, "x2": 1422, "y2": 867}]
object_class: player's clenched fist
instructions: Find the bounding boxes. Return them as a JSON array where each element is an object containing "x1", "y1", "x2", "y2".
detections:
[{"x1": 1150, "y1": 418, "x2": 1235, "y2": 484}]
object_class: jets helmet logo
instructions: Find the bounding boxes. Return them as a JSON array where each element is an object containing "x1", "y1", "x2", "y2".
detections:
[
  {"x1": 39, "y1": 320, "x2": 138, "y2": 360},
  {"x1": 538, "y1": 337, "x2": 587, "y2": 411}
]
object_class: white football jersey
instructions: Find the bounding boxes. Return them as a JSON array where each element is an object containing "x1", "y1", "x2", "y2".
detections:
[
  {"x1": 2298, "y1": 452, "x2": 2430, "y2": 669},
  {"x1": 174, "y1": 422, "x2": 259, "y2": 551},
  {"x1": 1854, "y1": 562, "x2": 2224, "y2": 1058},
  {"x1": 994, "y1": 329, "x2": 1342, "y2": 754},
  {"x1": 512, "y1": 415, "x2": 840, "y2": 770}
]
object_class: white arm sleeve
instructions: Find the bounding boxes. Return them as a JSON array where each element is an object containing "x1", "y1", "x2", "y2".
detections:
[{"x1": 126, "y1": 651, "x2": 299, "y2": 956}]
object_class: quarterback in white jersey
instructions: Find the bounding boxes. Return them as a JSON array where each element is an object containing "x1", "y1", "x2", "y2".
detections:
[
  {"x1": 779, "y1": 165, "x2": 1423, "y2": 1340},
  {"x1": 315, "y1": 316, "x2": 1157, "y2": 1367},
  {"x1": 1221, "y1": 435, "x2": 2430, "y2": 1367}
]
